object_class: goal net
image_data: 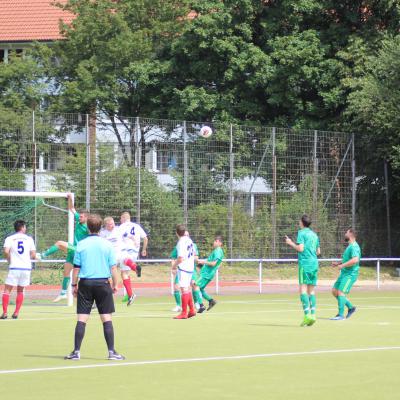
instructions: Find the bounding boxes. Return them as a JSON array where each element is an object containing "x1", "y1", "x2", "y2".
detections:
[{"x1": 0, "y1": 191, "x2": 74, "y2": 305}]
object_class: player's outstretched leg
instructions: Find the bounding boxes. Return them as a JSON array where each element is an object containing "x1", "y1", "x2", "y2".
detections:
[{"x1": 124, "y1": 258, "x2": 141, "y2": 277}]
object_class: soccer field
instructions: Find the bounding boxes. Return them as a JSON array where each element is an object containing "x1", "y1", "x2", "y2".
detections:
[{"x1": 1, "y1": 292, "x2": 400, "y2": 400}]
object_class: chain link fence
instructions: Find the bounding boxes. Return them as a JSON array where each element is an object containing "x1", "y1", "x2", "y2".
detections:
[{"x1": 0, "y1": 112, "x2": 355, "y2": 259}]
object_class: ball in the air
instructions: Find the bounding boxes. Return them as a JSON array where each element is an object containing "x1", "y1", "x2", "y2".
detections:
[{"x1": 199, "y1": 125, "x2": 212, "y2": 138}]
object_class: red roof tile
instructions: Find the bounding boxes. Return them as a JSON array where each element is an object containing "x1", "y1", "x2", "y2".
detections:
[{"x1": 0, "y1": 0, "x2": 74, "y2": 42}]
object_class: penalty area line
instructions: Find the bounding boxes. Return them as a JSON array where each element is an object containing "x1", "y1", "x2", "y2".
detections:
[{"x1": 1, "y1": 346, "x2": 400, "y2": 375}]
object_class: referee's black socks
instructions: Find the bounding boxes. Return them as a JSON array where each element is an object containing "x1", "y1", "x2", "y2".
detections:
[
  {"x1": 103, "y1": 321, "x2": 115, "y2": 351},
  {"x1": 74, "y1": 321, "x2": 86, "y2": 352}
]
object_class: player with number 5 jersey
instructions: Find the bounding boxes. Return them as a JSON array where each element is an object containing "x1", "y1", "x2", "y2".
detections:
[{"x1": 2, "y1": 220, "x2": 37, "y2": 319}]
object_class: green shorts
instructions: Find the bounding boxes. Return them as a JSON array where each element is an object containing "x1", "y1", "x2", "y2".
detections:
[
  {"x1": 298, "y1": 267, "x2": 318, "y2": 286},
  {"x1": 65, "y1": 246, "x2": 76, "y2": 264},
  {"x1": 333, "y1": 273, "x2": 358, "y2": 294},
  {"x1": 196, "y1": 276, "x2": 213, "y2": 290}
]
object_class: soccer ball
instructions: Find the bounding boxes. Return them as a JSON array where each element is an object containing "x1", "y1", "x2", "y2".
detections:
[{"x1": 199, "y1": 125, "x2": 212, "y2": 138}]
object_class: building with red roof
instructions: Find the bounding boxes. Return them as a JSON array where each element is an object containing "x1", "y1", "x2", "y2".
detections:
[{"x1": 0, "y1": 0, "x2": 73, "y2": 61}]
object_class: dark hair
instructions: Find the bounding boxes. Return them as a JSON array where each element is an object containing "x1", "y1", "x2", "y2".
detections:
[
  {"x1": 87, "y1": 214, "x2": 103, "y2": 234},
  {"x1": 176, "y1": 224, "x2": 186, "y2": 237},
  {"x1": 14, "y1": 220, "x2": 26, "y2": 232},
  {"x1": 301, "y1": 214, "x2": 312, "y2": 227},
  {"x1": 347, "y1": 228, "x2": 357, "y2": 237},
  {"x1": 214, "y1": 235, "x2": 223, "y2": 243},
  {"x1": 78, "y1": 210, "x2": 90, "y2": 216}
]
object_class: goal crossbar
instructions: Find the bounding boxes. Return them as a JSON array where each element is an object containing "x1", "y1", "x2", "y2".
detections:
[{"x1": 0, "y1": 191, "x2": 70, "y2": 198}]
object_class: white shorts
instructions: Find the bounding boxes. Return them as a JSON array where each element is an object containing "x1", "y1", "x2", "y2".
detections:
[
  {"x1": 177, "y1": 269, "x2": 193, "y2": 288},
  {"x1": 119, "y1": 249, "x2": 139, "y2": 271},
  {"x1": 5, "y1": 269, "x2": 31, "y2": 287}
]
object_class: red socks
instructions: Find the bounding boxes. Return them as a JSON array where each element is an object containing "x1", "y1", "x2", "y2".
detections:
[
  {"x1": 15, "y1": 292, "x2": 24, "y2": 315},
  {"x1": 181, "y1": 293, "x2": 189, "y2": 316},
  {"x1": 124, "y1": 259, "x2": 137, "y2": 271},
  {"x1": 188, "y1": 293, "x2": 195, "y2": 314},
  {"x1": 2, "y1": 293, "x2": 9, "y2": 314},
  {"x1": 123, "y1": 279, "x2": 133, "y2": 297}
]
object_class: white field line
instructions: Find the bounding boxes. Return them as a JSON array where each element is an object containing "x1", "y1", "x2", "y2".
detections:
[
  {"x1": 1, "y1": 346, "x2": 400, "y2": 375},
  {"x1": 1, "y1": 305, "x2": 400, "y2": 322}
]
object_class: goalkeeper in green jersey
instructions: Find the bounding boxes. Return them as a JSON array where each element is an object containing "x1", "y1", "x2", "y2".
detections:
[
  {"x1": 195, "y1": 235, "x2": 224, "y2": 313},
  {"x1": 330, "y1": 228, "x2": 360, "y2": 320},
  {"x1": 39, "y1": 193, "x2": 89, "y2": 302},
  {"x1": 170, "y1": 230, "x2": 202, "y2": 312},
  {"x1": 285, "y1": 215, "x2": 320, "y2": 327}
]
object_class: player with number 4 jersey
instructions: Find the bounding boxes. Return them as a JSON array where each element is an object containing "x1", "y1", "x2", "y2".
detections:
[
  {"x1": 118, "y1": 212, "x2": 148, "y2": 305},
  {"x1": 1, "y1": 220, "x2": 37, "y2": 319}
]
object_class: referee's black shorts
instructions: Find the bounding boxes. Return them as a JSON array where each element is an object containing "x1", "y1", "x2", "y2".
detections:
[{"x1": 77, "y1": 279, "x2": 115, "y2": 315}]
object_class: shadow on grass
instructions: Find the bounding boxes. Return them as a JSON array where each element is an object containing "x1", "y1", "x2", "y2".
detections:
[
  {"x1": 249, "y1": 323, "x2": 300, "y2": 328},
  {"x1": 24, "y1": 354, "x2": 102, "y2": 361}
]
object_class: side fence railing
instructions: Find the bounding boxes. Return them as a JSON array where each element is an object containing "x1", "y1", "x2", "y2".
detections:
[{"x1": 1, "y1": 258, "x2": 398, "y2": 296}]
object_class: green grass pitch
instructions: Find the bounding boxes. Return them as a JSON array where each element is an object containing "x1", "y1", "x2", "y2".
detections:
[{"x1": 1, "y1": 292, "x2": 400, "y2": 400}]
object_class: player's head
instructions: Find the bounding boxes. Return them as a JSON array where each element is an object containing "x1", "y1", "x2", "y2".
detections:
[
  {"x1": 104, "y1": 216, "x2": 115, "y2": 231},
  {"x1": 120, "y1": 212, "x2": 131, "y2": 224},
  {"x1": 14, "y1": 220, "x2": 26, "y2": 233},
  {"x1": 300, "y1": 214, "x2": 311, "y2": 228},
  {"x1": 345, "y1": 228, "x2": 357, "y2": 243},
  {"x1": 213, "y1": 235, "x2": 223, "y2": 248},
  {"x1": 176, "y1": 224, "x2": 186, "y2": 237},
  {"x1": 87, "y1": 214, "x2": 103, "y2": 234},
  {"x1": 78, "y1": 210, "x2": 89, "y2": 224}
]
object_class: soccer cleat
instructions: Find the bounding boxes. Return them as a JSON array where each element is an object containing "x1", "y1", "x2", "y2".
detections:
[
  {"x1": 127, "y1": 294, "x2": 136, "y2": 306},
  {"x1": 64, "y1": 351, "x2": 80, "y2": 360},
  {"x1": 346, "y1": 307, "x2": 357, "y2": 319},
  {"x1": 0, "y1": 313, "x2": 7, "y2": 320},
  {"x1": 300, "y1": 316, "x2": 311, "y2": 327},
  {"x1": 11, "y1": 313, "x2": 18, "y2": 319},
  {"x1": 171, "y1": 305, "x2": 182, "y2": 312},
  {"x1": 135, "y1": 264, "x2": 142, "y2": 278},
  {"x1": 198, "y1": 304, "x2": 206, "y2": 313},
  {"x1": 330, "y1": 315, "x2": 345, "y2": 321},
  {"x1": 307, "y1": 315, "x2": 316, "y2": 326},
  {"x1": 122, "y1": 295, "x2": 129, "y2": 303},
  {"x1": 173, "y1": 313, "x2": 188, "y2": 319},
  {"x1": 108, "y1": 350, "x2": 125, "y2": 360},
  {"x1": 53, "y1": 294, "x2": 67, "y2": 303},
  {"x1": 207, "y1": 299, "x2": 217, "y2": 311},
  {"x1": 188, "y1": 311, "x2": 196, "y2": 318}
]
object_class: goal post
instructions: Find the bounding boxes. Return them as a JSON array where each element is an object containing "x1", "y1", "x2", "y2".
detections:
[{"x1": 0, "y1": 191, "x2": 75, "y2": 306}]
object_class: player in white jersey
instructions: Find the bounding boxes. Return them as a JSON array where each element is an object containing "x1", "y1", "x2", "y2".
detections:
[
  {"x1": 118, "y1": 212, "x2": 147, "y2": 305},
  {"x1": 100, "y1": 217, "x2": 123, "y2": 258},
  {"x1": 171, "y1": 224, "x2": 196, "y2": 319},
  {"x1": 1, "y1": 220, "x2": 37, "y2": 319}
]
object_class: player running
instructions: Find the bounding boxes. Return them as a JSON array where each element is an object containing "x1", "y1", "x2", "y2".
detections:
[
  {"x1": 170, "y1": 230, "x2": 201, "y2": 312},
  {"x1": 118, "y1": 212, "x2": 147, "y2": 305},
  {"x1": 330, "y1": 228, "x2": 360, "y2": 320},
  {"x1": 195, "y1": 235, "x2": 224, "y2": 313},
  {"x1": 285, "y1": 214, "x2": 320, "y2": 327},
  {"x1": 172, "y1": 224, "x2": 196, "y2": 319},
  {"x1": 100, "y1": 216, "x2": 141, "y2": 306},
  {"x1": 1, "y1": 220, "x2": 37, "y2": 319},
  {"x1": 40, "y1": 193, "x2": 89, "y2": 302}
]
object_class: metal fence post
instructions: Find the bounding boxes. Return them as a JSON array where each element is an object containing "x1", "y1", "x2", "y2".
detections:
[
  {"x1": 183, "y1": 121, "x2": 188, "y2": 225},
  {"x1": 85, "y1": 113, "x2": 91, "y2": 211},
  {"x1": 259, "y1": 260, "x2": 263, "y2": 294},
  {"x1": 351, "y1": 133, "x2": 356, "y2": 229},
  {"x1": 228, "y1": 124, "x2": 234, "y2": 262},
  {"x1": 377, "y1": 259, "x2": 381, "y2": 290},
  {"x1": 312, "y1": 130, "x2": 318, "y2": 225},
  {"x1": 136, "y1": 117, "x2": 141, "y2": 223},
  {"x1": 216, "y1": 269, "x2": 219, "y2": 295},
  {"x1": 272, "y1": 127, "x2": 277, "y2": 258}
]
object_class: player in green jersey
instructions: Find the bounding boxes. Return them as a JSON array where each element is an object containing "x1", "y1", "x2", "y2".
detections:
[
  {"x1": 195, "y1": 235, "x2": 224, "y2": 313},
  {"x1": 39, "y1": 194, "x2": 89, "y2": 302},
  {"x1": 170, "y1": 231, "x2": 202, "y2": 312},
  {"x1": 285, "y1": 215, "x2": 320, "y2": 327},
  {"x1": 330, "y1": 228, "x2": 361, "y2": 320}
]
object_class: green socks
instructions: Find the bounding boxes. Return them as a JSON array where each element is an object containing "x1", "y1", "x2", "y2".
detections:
[
  {"x1": 43, "y1": 244, "x2": 59, "y2": 257},
  {"x1": 61, "y1": 277, "x2": 71, "y2": 294},
  {"x1": 309, "y1": 294, "x2": 316, "y2": 315},
  {"x1": 192, "y1": 289, "x2": 202, "y2": 304},
  {"x1": 345, "y1": 298, "x2": 354, "y2": 309},
  {"x1": 300, "y1": 293, "x2": 310, "y2": 315},
  {"x1": 338, "y1": 295, "x2": 346, "y2": 317},
  {"x1": 201, "y1": 288, "x2": 212, "y2": 302},
  {"x1": 173, "y1": 290, "x2": 181, "y2": 307}
]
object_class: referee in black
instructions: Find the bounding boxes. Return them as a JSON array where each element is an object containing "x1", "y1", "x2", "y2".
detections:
[{"x1": 65, "y1": 214, "x2": 124, "y2": 360}]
